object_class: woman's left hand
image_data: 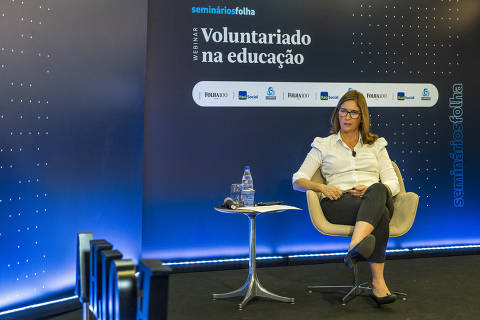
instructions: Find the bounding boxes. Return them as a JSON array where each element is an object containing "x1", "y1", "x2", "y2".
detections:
[{"x1": 348, "y1": 185, "x2": 368, "y2": 197}]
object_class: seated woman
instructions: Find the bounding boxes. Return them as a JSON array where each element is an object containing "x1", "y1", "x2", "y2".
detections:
[{"x1": 292, "y1": 90, "x2": 400, "y2": 305}]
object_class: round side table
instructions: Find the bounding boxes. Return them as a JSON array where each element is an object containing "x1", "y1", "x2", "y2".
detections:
[{"x1": 212, "y1": 207, "x2": 295, "y2": 310}]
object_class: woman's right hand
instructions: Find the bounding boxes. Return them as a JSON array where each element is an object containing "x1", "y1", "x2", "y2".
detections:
[{"x1": 319, "y1": 184, "x2": 344, "y2": 200}]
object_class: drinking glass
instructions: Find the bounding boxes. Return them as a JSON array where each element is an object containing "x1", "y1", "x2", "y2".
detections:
[{"x1": 230, "y1": 183, "x2": 242, "y2": 202}]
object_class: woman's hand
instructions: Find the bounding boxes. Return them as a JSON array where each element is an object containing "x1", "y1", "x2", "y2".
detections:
[
  {"x1": 348, "y1": 185, "x2": 368, "y2": 197},
  {"x1": 320, "y1": 184, "x2": 344, "y2": 200}
]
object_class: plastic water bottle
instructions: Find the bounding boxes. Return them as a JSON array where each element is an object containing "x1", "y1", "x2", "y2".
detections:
[{"x1": 241, "y1": 166, "x2": 255, "y2": 206}]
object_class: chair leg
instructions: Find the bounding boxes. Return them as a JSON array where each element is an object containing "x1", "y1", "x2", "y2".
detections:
[
  {"x1": 308, "y1": 263, "x2": 409, "y2": 304},
  {"x1": 307, "y1": 285, "x2": 351, "y2": 294},
  {"x1": 308, "y1": 264, "x2": 372, "y2": 305},
  {"x1": 342, "y1": 264, "x2": 372, "y2": 305}
]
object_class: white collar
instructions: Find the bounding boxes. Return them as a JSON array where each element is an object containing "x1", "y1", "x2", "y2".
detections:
[{"x1": 336, "y1": 131, "x2": 363, "y2": 146}]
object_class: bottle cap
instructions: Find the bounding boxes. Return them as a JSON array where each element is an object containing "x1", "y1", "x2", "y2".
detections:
[{"x1": 244, "y1": 165, "x2": 250, "y2": 170}]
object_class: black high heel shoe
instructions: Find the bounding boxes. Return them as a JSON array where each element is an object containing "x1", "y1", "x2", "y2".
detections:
[
  {"x1": 344, "y1": 234, "x2": 375, "y2": 269},
  {"x1": 370, "y1": 292, "x2": 397, "y2": 305}
]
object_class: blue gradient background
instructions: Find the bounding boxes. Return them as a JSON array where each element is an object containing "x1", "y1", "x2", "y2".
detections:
[{"x1": 0, "y1": 0, "x2": 147, "y2": 310}]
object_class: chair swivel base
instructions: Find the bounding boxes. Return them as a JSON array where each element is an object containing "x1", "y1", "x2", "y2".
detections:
[
  {"x1": 308, "y1": 264, "x2": 407, "y2": 305},
  {"x1": 213, "y1": 273, "x2": 295, "y2": 310},
  {"x1": 308, "y1": 284, "x2": 407, "y2": 306}
]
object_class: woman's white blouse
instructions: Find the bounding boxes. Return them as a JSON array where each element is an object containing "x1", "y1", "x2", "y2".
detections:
[{"x1": 292, "y1": 132, "x2": 400, "y2": 196}]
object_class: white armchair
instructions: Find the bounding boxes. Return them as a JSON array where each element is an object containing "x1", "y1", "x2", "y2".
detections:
[{"x1": 305, "y1": 161, "x2": 419, "y2": 305}]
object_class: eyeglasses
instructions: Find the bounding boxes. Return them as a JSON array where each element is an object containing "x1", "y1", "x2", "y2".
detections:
[{"x1": 338, "y1": 108, "x2": 361, "y2": 119}]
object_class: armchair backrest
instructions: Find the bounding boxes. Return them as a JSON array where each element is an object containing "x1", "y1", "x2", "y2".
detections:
[{"x1": 390, "y1": 161, "x2": 406, "y2": 195}]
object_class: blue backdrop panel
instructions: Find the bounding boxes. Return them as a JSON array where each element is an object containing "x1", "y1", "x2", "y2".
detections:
[
  {"x1": 0, "y1": 0, "x2": 147, "y2": 310},
  {"x1": 143, "y1": 0, "x2": 480, "y2": 261}
]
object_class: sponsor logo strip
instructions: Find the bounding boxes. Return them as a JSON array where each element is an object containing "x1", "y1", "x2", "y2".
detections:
[{"x1": 192, "y1": 81, "x2": 439, "y2": 107}]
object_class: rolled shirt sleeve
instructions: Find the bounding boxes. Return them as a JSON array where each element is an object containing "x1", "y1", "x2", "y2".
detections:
[
  {"x1": 292, "y1": 138, "x2": 324, "y2": 186},
  {"x1": 376, "y1": 138, "x2": 400, "y2": 196},
  {"x1": 292, "y1": 149, "x2": 322, "y2": 185}
]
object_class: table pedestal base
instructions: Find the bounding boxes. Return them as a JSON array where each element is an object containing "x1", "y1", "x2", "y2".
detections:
[
  {"x1": 213, "y1": 272, "x2": 294, "y2": 310},
  {"x1": 212, "y1": 213, "x2": 294, "y2": 310}
]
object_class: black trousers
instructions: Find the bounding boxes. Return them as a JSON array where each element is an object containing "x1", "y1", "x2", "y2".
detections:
[{"x1": 320, "y1": 183, "x2": 394, "y2": 263}]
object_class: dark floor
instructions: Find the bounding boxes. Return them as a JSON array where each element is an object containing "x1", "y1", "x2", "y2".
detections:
[{"x1": 47, "y1": 254, "x2": 480, "y2": 320}]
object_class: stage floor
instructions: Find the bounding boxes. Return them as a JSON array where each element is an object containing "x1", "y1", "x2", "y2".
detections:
[{"x1": 51, "y1": 254, "x2": 480, "y2": 320}]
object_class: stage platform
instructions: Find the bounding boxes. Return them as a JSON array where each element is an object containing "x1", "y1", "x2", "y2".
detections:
[{"x1": 48, "y1": 254, "x2": 479, "y2": 320}]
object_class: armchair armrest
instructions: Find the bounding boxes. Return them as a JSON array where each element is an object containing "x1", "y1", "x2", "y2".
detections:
[{"x1": 306, "y1": 190, "x2": 354, "y2": 237}]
